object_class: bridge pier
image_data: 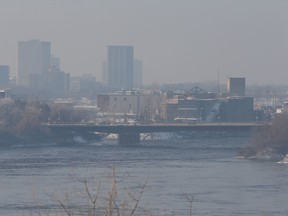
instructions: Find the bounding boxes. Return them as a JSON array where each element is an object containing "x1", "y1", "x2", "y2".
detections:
[{"x1": 118, "y1": 133, "x2": 140, "y2": 145}]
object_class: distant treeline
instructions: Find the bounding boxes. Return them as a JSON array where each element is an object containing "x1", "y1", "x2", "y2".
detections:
[
  {"x1": 0, "y1": 98, "x2": 90, "y2": 144},
  {"x1": 239, "y1": 113, "x2": 288, "y2": 159}
]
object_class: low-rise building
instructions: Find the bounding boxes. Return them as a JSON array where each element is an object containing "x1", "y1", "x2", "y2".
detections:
[
  {"x1": 219, "y1": 97, "x2": 254, "y2": 122},
  {"x1": 165, "y1": 87, "x2": 255, "y2": 123},
  {"x1": 97, "y1": 90, "x2": 163, "y2": 122}
]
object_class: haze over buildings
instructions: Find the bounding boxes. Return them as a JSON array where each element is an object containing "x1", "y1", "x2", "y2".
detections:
[
  {"x1": 102, "y1": 46, "x2": 142, "y2": 89},
  {"x1": 227, "y1": 77, "x2": 245, "y2": 97},
  {"x1": 18, "y1": 40, "x2": 51, "y2": 87},
  {"x1": 107, "y1": 45, "x2": 134, "y2": 89},
  {"x1": 0, "y1": 65, "x2": 10, "y2": 87},
  {"x1": 17, "y1": 39, "x2": 69, "y2": 96},
  {"x1": 133, "y1": 59, "x2": 142, "y2": 88},
  {"x1": 0, "y1": 1, "x2": 288, "y2": 85}
]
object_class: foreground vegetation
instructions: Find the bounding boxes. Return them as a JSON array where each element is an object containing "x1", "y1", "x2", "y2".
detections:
[
  {"x1": 33, "y1": 168, "x2": 194, "y2": 216},
  {"x1": 239, "y1": 113, "x2": 288, "y2": 159}
]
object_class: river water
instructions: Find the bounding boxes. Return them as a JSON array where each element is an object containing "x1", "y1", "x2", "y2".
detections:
[{"x1": 1, "y1": 134, "x2": 288, "y2": 215}]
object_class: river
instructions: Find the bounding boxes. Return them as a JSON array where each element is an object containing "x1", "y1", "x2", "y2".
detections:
[{"x1": 1, "y1": 133, "x2": 288, "y2": 215}]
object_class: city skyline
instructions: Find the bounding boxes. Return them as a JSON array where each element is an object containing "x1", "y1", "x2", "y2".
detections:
[
  {"x1": 107, "y1": 45, "x2": 134, "y2": 89},
  {"x1": 18, "y1": 40, "x2": 51, "y2": 87},
  {"x1": 0, "y1": 1, "x2": 288, "y2": 85},
  {"x1": 102, "y1": 45, "x2": 142, "y2": 89}
]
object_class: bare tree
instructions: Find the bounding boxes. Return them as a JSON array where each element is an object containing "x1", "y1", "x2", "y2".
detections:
[
  {"x1": 240, "y1": 113, "x2": 288, "y2": 158},
  {"x1": 42, "y1": 168, "x2": 148, "y2": 216}
]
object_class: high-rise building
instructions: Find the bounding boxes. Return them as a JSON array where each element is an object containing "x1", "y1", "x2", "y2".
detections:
[
  {"x1": 51, "y1": 54, "x2": 61, "y2": 69},
  {"x1": 107, "y1": 46, "x2": 134, "y2": 89},
  {"x1": 102, "y1": 61, "x2": 108, "y2": 85},
  {"x1": 0, "y1": 65, "x2": 10, "y2": 86},
  {"x1": 133, "y1": 59, "x2": 142, "y2": 87},
  {"x1": 18, "y1": 40, "x2": 51, "y2": 87},
  {"x1": 46, "y1": 66, "x2": 69, "y2": 97}
]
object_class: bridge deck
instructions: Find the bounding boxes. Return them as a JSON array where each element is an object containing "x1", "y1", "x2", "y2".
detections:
[{"x1": 44, "y1": 122, "x2": 263, "y2": 134}]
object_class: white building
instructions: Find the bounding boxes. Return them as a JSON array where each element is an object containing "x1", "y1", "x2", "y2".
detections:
[{"x1": 97, "y1": 90, "x2": 163, "y2": 121}]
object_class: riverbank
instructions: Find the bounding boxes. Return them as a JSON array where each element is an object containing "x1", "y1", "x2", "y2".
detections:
[
  {"x1": 0, "y1": 130, "x2": 53, "y2": 145},
  {"x1": 0, "y1": 129, "x2": 105, "y2": 146}
]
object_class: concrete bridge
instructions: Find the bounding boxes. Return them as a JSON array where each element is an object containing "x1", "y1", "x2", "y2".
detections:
[{"x1": 43, "y1": 122, "x2": 263, "y2": 144}]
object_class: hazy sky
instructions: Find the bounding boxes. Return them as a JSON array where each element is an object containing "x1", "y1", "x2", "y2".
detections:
[{"x1": 0, "y1": 0, "x2": 288, "y2": 85}]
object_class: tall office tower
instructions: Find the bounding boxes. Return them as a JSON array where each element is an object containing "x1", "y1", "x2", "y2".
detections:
[
  {"x1": 51, "y1": 54, "x2": 61, "y2": 69},
  {"x1": 46, "y1": 66, "x2": 69, "y2": 97},
  {"x1": 107, "y1": 45, "x2": 134, "y2": 89},
  {"x1": 133, "y1": 59, "x2": 142, "y2": 87},
  {"x1": 227, "y1": 77, "x2": 245, "y2": 96},
  {"x1": 0, "y1": 65, "x2": 10, "y2": 86},
  {"x1": 18, "y1": 40, "x2": 51, "y2": 87},
  {"x1": 102, "y1": 61, "x2": 108, "y2": 85}
]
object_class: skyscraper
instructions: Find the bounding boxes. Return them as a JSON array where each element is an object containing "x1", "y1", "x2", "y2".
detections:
[
  {"x1": 102, "y1": 61, "x2": 108, "y2": 85},
  {"x1": 0, "y1": 65, "x2": 10, "y2": 86},
  {"x1": 133, "y1": 59, "x2": 142, "y2": 87},
  {"x1": 51, "y1": 54, "x2": 61, "y2": 69},
  {"x1": 18, "y1": 40, "x2": 51, "y2": 87},
  {"x1": 46, "y1": 66, "x2": 69, "y2": 97},
  {"x1": 107, "y1": 46, "x2": 134, "y2": 89}
]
